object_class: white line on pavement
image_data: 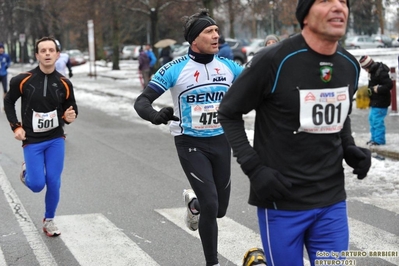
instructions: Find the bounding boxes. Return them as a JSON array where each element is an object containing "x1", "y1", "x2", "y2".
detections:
[
  {"x1": 348, "y1": 217, "x2": 399, "y2": 265},
  {"x1": 0, "y1": 166, "x2": 57, "y2": 266},
  {"x1": 56, "y1": 213, "x2": 159, "y2": 266},
  {"x1": 0, "y1": 247, "x2": 6, "y2": 266},
  {"x1": 156, "y1": 207, "x2": 311, "y2": 265}
]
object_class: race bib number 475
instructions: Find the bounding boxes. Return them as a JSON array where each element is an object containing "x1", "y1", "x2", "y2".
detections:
[
  {"x1": 298, "y1": 86, "x2": 349, "y2": 134},
  {"x1": 191, "y1": 103, "x2": 221, "y2": 130}
]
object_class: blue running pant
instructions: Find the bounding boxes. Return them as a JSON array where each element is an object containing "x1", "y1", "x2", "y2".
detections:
[
  {"x1": 0, "y1": 75, "x2": 7, "y2": 93},
  {"x1": 258, "y1": 201, "x2": 349, "y2": 266},
  {"x1": 23, "y1": 137, "x2": 65, "y2": 219},
  {"x1": 369, "y1": 107, "x2": 388, "y2": 144}
]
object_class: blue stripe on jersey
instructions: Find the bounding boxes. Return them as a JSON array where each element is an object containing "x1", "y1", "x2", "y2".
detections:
[
  {"x1": 149, "y1": 53, "x2": 243, "y2": 137},
  {"x1": 272, "y1": 49, "x2": 360, "y2": 94}
]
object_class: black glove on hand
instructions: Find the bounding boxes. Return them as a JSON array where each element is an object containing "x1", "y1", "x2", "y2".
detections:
[
  {"x1": 344, "y1": 146, "x2": 371, "y2": 180},
  {"x1": 69, "y1": 72, "x2": 73, "y2": 78},
  {"x1": 248, "y1": 166, "x2": 292, "y2": 201},
  {"x1": 151, "y1": 107, "x2": 179, "y2": 125}
]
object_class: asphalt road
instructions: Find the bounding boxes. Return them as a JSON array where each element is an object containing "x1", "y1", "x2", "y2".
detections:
[{"x1": 0, "y1": 61, "x2": 398, "y2": 265}]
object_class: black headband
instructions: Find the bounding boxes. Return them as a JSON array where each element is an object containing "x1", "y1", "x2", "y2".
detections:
[{"x1": 185, "y1": 17, "x2": 217, "y2": 44}]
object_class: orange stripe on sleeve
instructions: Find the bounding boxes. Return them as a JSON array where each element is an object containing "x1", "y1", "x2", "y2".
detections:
[
  {"x1": 60, "y1": 78, "x2": 70, "y2": 99},
  {"x1": 19, "y1": 73, "x2": 33, "y2": 94}
]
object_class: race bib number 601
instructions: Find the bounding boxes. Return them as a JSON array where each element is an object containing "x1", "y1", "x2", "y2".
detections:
[
  {"x1": 298, "y1": 86, "x2": 349, "y2": 134},
  {"x1": 32, "y1": 109, "x2": 59, "y2": 132}
]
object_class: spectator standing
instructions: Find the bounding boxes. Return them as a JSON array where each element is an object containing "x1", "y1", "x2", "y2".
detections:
[
  {"x1": 159, "y1": 45, "x2": 173, "y2": 65},
  {"x1": 264, "y1": 34, "x2": 279, "y2": 46},
  {"x1": 134, "y1": 9, "x2": 243, "y2": 266},
  {"x1": 359, "y1": 55, "x2": 393, "y2": 145},
  {"x1": 218, "y1": 0, "x2": 371, "y2": 265},
  {"x1": 138, "y1": 46, "x2": 150, "y2": 89},
  {"x1": 55, "y1": 40, "x2": 73, "y2": 78},
  {"x1": 4, "y1": 37, "x2": 78, "y2": 237},
  {"x1": 217, "y1": 36, "x2": 233, "y2": 60},
  {"x1": 0, "y1": 42, "x2": 11, "y2": 100},
  {"x1": 145, "y1": 44, "x2": 157, "y2": 76}
]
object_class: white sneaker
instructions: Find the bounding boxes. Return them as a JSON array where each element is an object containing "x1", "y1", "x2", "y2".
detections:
[
  {"x1": 183, "y1": 189, "x2": 199, "y2": 231},
  {"x1": 43, "y1": 219, "x2": 61, "y2": 237},
  {"x1": 20, "y1": 162, "x2": 26, "y2": 186}
]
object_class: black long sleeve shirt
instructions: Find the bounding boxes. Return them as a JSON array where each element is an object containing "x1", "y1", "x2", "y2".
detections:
[
  {"x1": 219, "y1": 34, "x2": 359, "y2": 210},
  {"x1": 4, "y1": 66, "x2": 78, "y2": 146}
]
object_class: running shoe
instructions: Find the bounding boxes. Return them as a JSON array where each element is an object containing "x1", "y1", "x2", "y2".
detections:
[
  {"x1": 43, "y1": 219, "x2": 61, "y2": 237},
  {"x1": 242, "y1": 247, "x2": 267, "y2": 266},
  {"x1": 20, "y1": 162, "x2": 26, "y2": 186},
  {"x1": 183, "y1": 189, "x2": 199, "y2": 231}
]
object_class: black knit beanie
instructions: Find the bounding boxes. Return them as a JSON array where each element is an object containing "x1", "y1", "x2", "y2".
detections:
[
  {"x1": 184, "y1": 11, "x2": 217, "y2": 44},
  {"x1": 296, "y1": 0, "x2": 350, "y2": 29}
]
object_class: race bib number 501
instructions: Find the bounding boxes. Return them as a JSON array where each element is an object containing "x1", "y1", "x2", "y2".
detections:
[
  {"x1": 32, "y1": 109, "x2": 59, "y2": 132},
  {"x1": 298, "y1": 86, "x2": 349, "y2": 134}
]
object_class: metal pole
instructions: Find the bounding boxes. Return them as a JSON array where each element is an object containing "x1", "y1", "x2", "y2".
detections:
[{"x1": 390, "y1": 67, "x2": 397, "y2": 114}]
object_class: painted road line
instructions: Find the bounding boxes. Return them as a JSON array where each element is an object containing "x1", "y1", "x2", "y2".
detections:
[
  {"x1": 0, "y1": 247, "x2": 6, "y2": 266},
  {"x1": 348, "y1": 217, "x2": 399, "y2": 265},
  {"x1": 0, "y1": 166, "x2": 57, "y2": 266},
  {"x1": 56, "y1": 213, "x2": 159, "y2": 266},
  {"x1": 156, "y1": 207, "x2": 311, "y2": 265},
  {"x1": 350, "y1": 196, "x2": 399, "y2": 214}
]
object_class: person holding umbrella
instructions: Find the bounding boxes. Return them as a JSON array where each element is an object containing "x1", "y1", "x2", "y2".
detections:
[{"x1": 154, "y1": 39, "x2": 176, "y2": 66}]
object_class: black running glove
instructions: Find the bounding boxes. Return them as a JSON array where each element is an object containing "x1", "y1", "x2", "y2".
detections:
[
  {"x1": 69, "y1": 72, "x2": 73, "y2": 78},
  {"x1": 241, "y1": 157, "x2": 292, "y2": 201},
  {"x1": 344, "y1": 146, "x2": 371, "y2": 180},
  {"x1": 150, "y1": 107, "x2": 179, "y2": 125},
  {"x1": 249, "y1": 166, "x2": 292, "y2": 201}
]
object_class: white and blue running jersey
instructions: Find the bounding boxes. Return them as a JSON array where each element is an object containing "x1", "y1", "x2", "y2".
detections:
[{"x1": 148, "y1": 54, "x2": 243, "y2": 137}]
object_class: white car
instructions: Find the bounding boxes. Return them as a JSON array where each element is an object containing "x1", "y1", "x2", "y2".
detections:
[
  {"x1": 121, "y1": 45, "x2": 140, "y2": 60},
  {"x1": 344, "y1": 36, "x2": 382, "y2": 49},
  {"x1": 172, "y1": 42, "x2": 190, "y2": 59},
  {"x1": 244, "y1": 39, "x2": 265, "y2": 56},
  {"x1": 392, "y1": 38, "x2": 399, "y2": 47}
]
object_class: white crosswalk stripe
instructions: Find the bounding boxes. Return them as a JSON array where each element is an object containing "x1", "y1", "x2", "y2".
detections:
[
  {"x1": 348, "y1": 217, "x2": 399, "y2": 265},
  {"x1": 156, "y1": 207, "x2": 262, "y2": 265},
  {"x1": 56, "y1": 214, "x2": 159, "y2": 266},
  {"x1": 155, "y1": 207, "x2": 311, "y2": 266}
]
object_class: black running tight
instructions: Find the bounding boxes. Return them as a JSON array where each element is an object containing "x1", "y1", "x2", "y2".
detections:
[{"x1": 175, "y1": 134, "x2": 231, "y2": 266}]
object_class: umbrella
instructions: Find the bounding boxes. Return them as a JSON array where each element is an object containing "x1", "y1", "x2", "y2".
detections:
[{"x1": 154, "y1": 39, "x2": 176, "y2": 48}]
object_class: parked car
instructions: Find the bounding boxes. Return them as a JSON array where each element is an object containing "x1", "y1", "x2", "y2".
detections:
[
  {"x1": 344, "y1": 36, "x2": 382, "y2": 49},
  {"x1": 66, "y1": 49, "x2": 86, "y2": 66},
  {"x1": 392, "y1": 38, "x2": 399, "y2": 47},
  {"x1": 172, "y1": 42, "x2": 190, "y2": 59},
  {"x1": 244, "y1": 39, "x2": 265, "y2": 56},
  {"x1": 172, "y1": 38, "x2": 247, "y2": 65},
  {"x1": 121, "y1": 45, "x2": 140, "y2": 60},
  {"x1": 373, "y1": 35, "x2": 392, "y2": 48},
  {"x1": 224, "y1": 38, "x2": 247, "y2": 65}
]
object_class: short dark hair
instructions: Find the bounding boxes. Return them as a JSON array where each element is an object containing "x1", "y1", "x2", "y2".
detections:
[{"x1": 35, "y1": 37, "x2": 59, "y2": 53}]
